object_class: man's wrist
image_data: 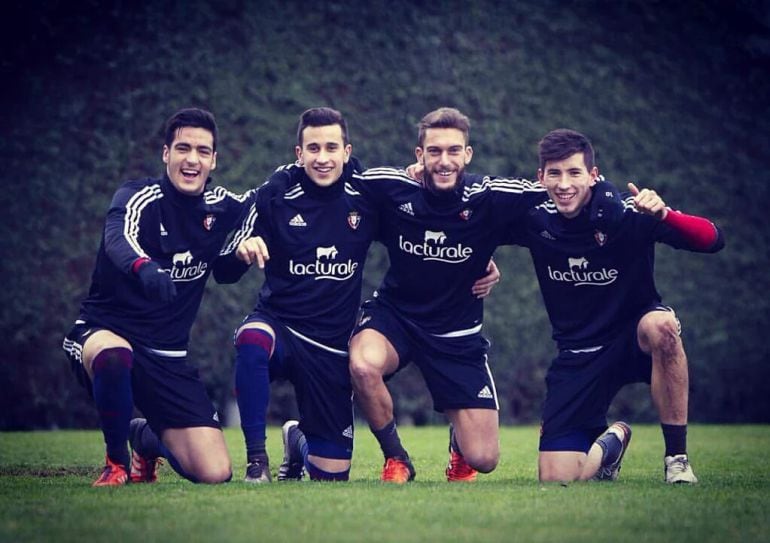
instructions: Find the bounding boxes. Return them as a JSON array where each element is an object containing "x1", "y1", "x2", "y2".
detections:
[{"x1": 132, "y1": 257, "x2": 151, "y2": 275}]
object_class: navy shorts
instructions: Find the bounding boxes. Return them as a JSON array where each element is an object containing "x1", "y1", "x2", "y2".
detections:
[
  {"x1": 352, "y1": 299, "x2": 498, "y2": 413},
  {"x1": 539, "y1": 305, "x2": 679, "y2": 451},
  {"x1": 63, "y1": 320, "x2": 222, "y2": 434},
  {"x1": 239, "y1": 312, "x2": 354, "y2": 453}
]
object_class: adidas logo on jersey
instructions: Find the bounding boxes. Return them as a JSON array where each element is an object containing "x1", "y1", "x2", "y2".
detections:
[
  {"x1": 477, "y1": 386, "x2": 494, "y2": 399},
  {"x1": 160, "y1": 223, "x2": 168, "y2": 236},
  {"x1": 289, "y1": 214, "x2": 307, "y2": 227},
  {"x1": 342, "y1": 426, "x2": 354, "y2": 439},
  {"x1": 398, "y1": 202, "x2": 415, "y2": 216},
  {"x1": 539, "y1": 230, "x2": 556, "y2": 240}
]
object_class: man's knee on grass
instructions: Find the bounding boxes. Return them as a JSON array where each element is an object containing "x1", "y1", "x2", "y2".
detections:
[{"x1": 538, "y1": 451, "x2": 586, "y2": 482}]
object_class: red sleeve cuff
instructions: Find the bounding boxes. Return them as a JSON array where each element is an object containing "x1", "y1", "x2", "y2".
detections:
[
  {"x1": 131, "y1": 257, "x2": 151, "y2": 275},
  {"x1": 662, "y1": 209, "x2": 718, "y2": 250}
]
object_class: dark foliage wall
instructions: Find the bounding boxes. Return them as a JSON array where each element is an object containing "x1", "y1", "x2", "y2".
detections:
[{"x1": 2, "y1": 0, "x2": 769, "y2": 429}]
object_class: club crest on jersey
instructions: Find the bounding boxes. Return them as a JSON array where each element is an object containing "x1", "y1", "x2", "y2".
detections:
[
  {"x1": 459, "y1": 208, "x2": 472, "y2": 221},
  {"x1": 594, "y1": 230, "x2": 607, "y2": 246},
  {"x1": 348, "y1": 211, "x2": 361, "y2": 230},
  {"x1": 203, "y1": 214, "x2": 216, "y2": 231}
]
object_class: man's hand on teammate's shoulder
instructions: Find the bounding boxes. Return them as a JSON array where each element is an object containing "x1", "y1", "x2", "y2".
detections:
[
  {"x1": 472, "y1": 259, "x2": 501, "y2": 299},
  {"x1": 405, "y1": 162, "x2": 425, "y2": 184}
]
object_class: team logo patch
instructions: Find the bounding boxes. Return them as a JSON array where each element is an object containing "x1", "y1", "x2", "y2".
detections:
[
  {"x1": 594, "y1": 230, "x2": 607, "y2": 246},
  {"x1": 203, "y1": 214, "x2": 216, "y2": 231},
  {"x1": 166, "y1": 250, "x2": 208, "y2": 281},
  {"x1": 316, "y1": 245, "x2": 338, "y2": 260},
  {"x1": 547, "y1": 256, "x2": 619, "y2": 286},
  {"x1": 459, "y1": 208, "x2": 472, "y2": 221},
  {"x1": 398, "y1": 230, "x2": 473, "y2": 263},
  {"x1": 348, "y1": 211, "x2": 361, "y2": 230},
  {"x1": 288, "y1": 245, "x2": 358, "y2": 281}
]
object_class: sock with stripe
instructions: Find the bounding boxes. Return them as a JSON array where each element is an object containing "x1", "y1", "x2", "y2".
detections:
[{"x1": 234, "y1": 328, "x2": 274, "y2": 462}]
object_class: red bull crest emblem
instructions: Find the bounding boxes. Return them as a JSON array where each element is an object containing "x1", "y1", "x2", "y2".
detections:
[
  {"x1": 203, "y1": 214, "x2": 216, "y2": 231},
  {"x1": 594, "y1": 230, "x2": 607, "y2": 246},
  {"x1": 459, "y1": 209, "x2": 472, "y2": 221},
  {"x1": 348, "y1": 212, "x2": 361, "y2": 230}
]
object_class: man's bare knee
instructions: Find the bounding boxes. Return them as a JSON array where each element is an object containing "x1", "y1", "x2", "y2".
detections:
[
  {"x1": 466, "y1": 449, "x2": 499, "y2": 473},
  {"x1": 349, "y1": 335, "x2": 394, "y2": 390},
  {"x1": 640, "y1": 313, "x2": 682, "y2": 357},
  {"x1": 191, "y1": 459, "x2": 232, "y2": 484},
  {"x1": 538, "y1": 452, "x2": 582, "y2": 482},
  {"x1": 349, "y1": 355, "x2": 383, "y2": 390}
]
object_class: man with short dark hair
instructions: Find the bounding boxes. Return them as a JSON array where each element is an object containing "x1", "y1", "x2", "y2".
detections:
[
  {"x1": 62, "y1": 108, "x2": 251, "y2": 486},
  {"x1": 215, "y1": 107, "x2": 501, "y2": 483},
  {"x1": 514, "y1": 128, "x2": 724, "y2": 484},
  {"x1": 214, "y1": 107, "x2": 374, "y2": 482}
]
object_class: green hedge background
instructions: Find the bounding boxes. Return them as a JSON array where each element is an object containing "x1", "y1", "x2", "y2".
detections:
[{"x1": 2, "y1": 0, "x2": 769, "y2": 429}]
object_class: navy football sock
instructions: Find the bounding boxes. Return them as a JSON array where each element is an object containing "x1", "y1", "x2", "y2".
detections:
[
  {"x1": 290, "y1": 425, "x2": 309, "y2": 463},
  {"x1": 91, "y1": 347, "x2": 133, "y2": 468},
  {"x1": 450, "y1": 424, "x2": 463, "y2": 455},
  {"x1": 157, "y1": 441, "x2": 200, "y2": 483},
  {"x1": 596, "y1": 430, "x2": 623, "y2": 466},
  {"x1": 661, "y1": 423, "x2": 688, "y2": 457},
  {"x1": 131, "y1": 419, "x2": 200, "y2": 483},
  {"x1": 372, "y1": 418, "x2": 408, "y2": 459},
  {"x1": 132, "y1": 419, "x2": 161, "y2": 458},
  {"x1": 234, "y1": 328, "x2": 273, "y2": 461}
]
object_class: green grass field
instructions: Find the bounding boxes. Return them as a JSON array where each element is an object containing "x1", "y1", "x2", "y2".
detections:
[{"x1": 1, "y1": 425, "x2": 768, "y2": 543}]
